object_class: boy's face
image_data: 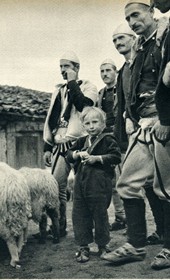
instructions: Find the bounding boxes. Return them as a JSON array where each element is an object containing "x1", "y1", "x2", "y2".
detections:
[{"x1": 83, "y1": 114, "x2": 105, "y2": 137}]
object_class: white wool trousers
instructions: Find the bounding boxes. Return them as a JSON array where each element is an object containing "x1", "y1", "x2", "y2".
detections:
[
  {"x1": 52, "y1": 153, "x2": 71, "y2": 232},
  {"x1": 117, "y1": 126, "x2": 170, "y2": 202},
  {"x1": 153, "y1": 136, "x2": 170, "y2": 201},
  {"x1": 117, "y1": 127, "x2": 154, "y2": 199}
]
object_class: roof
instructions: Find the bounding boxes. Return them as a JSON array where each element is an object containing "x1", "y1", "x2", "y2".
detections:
[{"x1": 0, "y1": 85, "x2": 52, "y2": 121}]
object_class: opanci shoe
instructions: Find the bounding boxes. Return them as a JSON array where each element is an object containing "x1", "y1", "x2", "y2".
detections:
[
  {"x1": 102, "y1": 242, "x2": 146, "y2": 264},
  {"x1": 151, "y1": 248, "x2": 170, "y2": 270}
]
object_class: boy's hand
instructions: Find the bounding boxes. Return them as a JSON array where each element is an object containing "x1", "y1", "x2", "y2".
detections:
[
  {"x1": 83, "y1": 155, "x2": 101, "y2": 165},
  {"x1": 73, "y1": 151, "x2": 89, "y2": 160},
  {"x1": 79, "y1": 151, "x2": 89, "y2": 160}
]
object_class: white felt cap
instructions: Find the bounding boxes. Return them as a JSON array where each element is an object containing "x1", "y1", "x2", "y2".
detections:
[
  {"x1": 112, "y1": 23, "x2": 136, "y2": 39},
  {"x1": 125, "y1": 0, "x2": 151, "y2": 8},
  {"x1": 60, "y1": 51, "x2": 80, "y2": 64},
  {"x1": 100, "y1": 59, "x2": 117, "y2": 69}
]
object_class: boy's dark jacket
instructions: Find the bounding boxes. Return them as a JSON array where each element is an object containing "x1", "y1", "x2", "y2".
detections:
[{"x1": 66, "y1": 128, "x2": 121, "y2": 177}]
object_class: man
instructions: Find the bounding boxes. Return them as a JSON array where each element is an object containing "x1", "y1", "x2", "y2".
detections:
[
  {"x1": 102, "y1": 0, "x2": 164, "y2": 266},
  {"x1": 112, "y1": 23, "x2": 136, "y2": 150},
  {"x1": 150, "y1": 0, "x2": 170, "y2": 270},
  {"x1": 98, "y1": 59, "x2": 117, "y2": 129},
  {"x1": 113, "y1": 23, "x2": 164, "y2": 245},
  {"x1": 43, "y1": 51, "x2": 98, "y2": 237},
  {"x1": 98, "y1": 59, "x2": 126, "y2": 231}
]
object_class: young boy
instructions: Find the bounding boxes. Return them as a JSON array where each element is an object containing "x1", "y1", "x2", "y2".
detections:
[{"x1": 67, "y1": 106, "x2": 121, "y2": 263}]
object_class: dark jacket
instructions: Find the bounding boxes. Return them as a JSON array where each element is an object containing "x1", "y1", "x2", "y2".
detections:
[
  {"x1": 98, "y1": 86, "x2": 117, "y2": 128},
  {"x1": 129, "y1": 33, "x2": 162, "y2": 122},
  {"x1": 114, "y1": 65, "x2": 128, "y2": 152},
  {"x1": 155, "y1": 25, "x2": 170, "y2": 125},
  {"x1": 67, "y1": 129, "x2": 121, "y2": 178}
]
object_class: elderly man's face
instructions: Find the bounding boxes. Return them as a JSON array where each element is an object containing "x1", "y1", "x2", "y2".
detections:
[
  {"x1": 125, "y1": 4, "x2": 154, "y2": 37},
  {"x1": 113, "y1": 34, "x2": 135, "y2": 55},
  {"x1": 153, "y1": 0, "x2": 170, "y2": 13}
]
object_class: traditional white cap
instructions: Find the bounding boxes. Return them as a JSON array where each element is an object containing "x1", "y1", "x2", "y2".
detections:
[
  {"x1": 100, "y1": 59, "x2": 117, "y2": 69},
  {"x1": 60, "y1": 51, "x2": 80, "y2": 64},
  {"x1": 112, "y1": 23, "x2": 136, "y2": 39},
  {"x1": 125, "y1": 0, "x2": 151, "y2": 8}
]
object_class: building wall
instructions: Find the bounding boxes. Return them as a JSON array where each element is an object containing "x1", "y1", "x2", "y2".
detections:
[
  {"x1": 0, "y1": 128, "x2": 7, "y2": 162},
  {"x1": 0, "y1": 120, "x2": 45, "y2": 169}
]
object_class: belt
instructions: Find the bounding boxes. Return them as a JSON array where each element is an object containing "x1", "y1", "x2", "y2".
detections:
[{"x1": 53, "y1": 140, "x2": 76, "y2": 157}]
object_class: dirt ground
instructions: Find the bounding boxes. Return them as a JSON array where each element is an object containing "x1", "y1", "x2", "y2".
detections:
[{"x1": 0, "y1": 199, "x2": 169, "y2": 279}]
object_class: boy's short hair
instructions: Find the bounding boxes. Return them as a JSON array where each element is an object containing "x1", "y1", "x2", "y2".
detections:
[{"x1": 80, "y1": 106, "x2": 106, "y2": 124}]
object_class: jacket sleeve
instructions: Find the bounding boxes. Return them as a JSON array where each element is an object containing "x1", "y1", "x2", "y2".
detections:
[
  {"x1": 43, "y1": 86, "x2": 61, "y2": 152},
  {"x1": 44, "y1": 142, "x2": 53, "y2": 152},
  {"x1": 100, "y1": 135, "x2": 121, "y2": 166},
  {"x1": 66, "y1": 137, "x2": 86, "y2": 163},
  {"x1": 66, "y1": 140, "x2": 80, "y2": 163},
  {"x1": 67, "y1": 80, "x2": 98, "y2": 112}
]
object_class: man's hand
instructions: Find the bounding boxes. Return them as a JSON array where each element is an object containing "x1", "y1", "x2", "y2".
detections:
[
  {"x1": 163, "y1": 62, "x2": 170, "y2": 88},
  {"x1": 126, "y1": 118, "x2": 135, "y2": 135},
  {"x1": 66, "y1": 69, "x2": 77, "y2": 82},
  {"x1": 151, "y1": 120, "x2": 170, "y2": 142},
  {"x1": 43, "y1": 151, "x2": 52, "y2": 167}
]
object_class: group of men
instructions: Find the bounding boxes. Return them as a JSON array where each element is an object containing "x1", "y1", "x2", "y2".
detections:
[{"x1": 43, "y1": 0, "x2": 170, "y2": 271}]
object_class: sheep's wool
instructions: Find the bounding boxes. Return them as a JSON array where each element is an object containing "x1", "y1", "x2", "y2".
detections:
[
  {"x1": 0, "y1": 163, "x2": 31, "y2": 240},
  {"x1": 20, "y1": 167, "x2": 60, "y2": 223}
]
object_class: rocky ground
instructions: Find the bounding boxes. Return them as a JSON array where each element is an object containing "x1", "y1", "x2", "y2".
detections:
[{"x1": 0, "y1": 200, "x2": 169, "y2": 279}]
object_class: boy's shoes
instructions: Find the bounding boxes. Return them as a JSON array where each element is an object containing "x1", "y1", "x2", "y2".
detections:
[
  {"x1": 109, "y1": 217, "x2": 126, "y2": 231},
  {"x1": 75, "y1": 246, "x2": 90, "y2": 263},
  {"x1": 101, "y1": 242, "x2": 146, "y2": 264},
  {"x1": 151, "y1": 248, "x2": 170, "y2": 270},
  {"x1": 146, "y1": 232, "x2": 164, "y2": 245}
]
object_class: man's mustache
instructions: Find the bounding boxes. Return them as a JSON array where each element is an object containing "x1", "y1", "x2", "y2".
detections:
[
  {"x1": 132, "y1": 24, "x2": 140, "y2": 31},
  {"x1": 117, "y1": 44, "x2": 125, "y2": 48}
]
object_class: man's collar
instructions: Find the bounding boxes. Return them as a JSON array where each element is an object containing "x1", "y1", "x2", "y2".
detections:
[
  {"x1": 139, "y1": 29, "x2": 157, "y2": 48},
  {"x1": 144, "y1": 29, "x2": 157, "y2": 43}
]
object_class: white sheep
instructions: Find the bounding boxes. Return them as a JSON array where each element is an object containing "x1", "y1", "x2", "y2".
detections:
[
  {"x1": 0, "y1": 162, "x2": 31, "y2": 268},
  {"x1": 19, "y1": 167, "x2": 60, "y2": 244}
]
